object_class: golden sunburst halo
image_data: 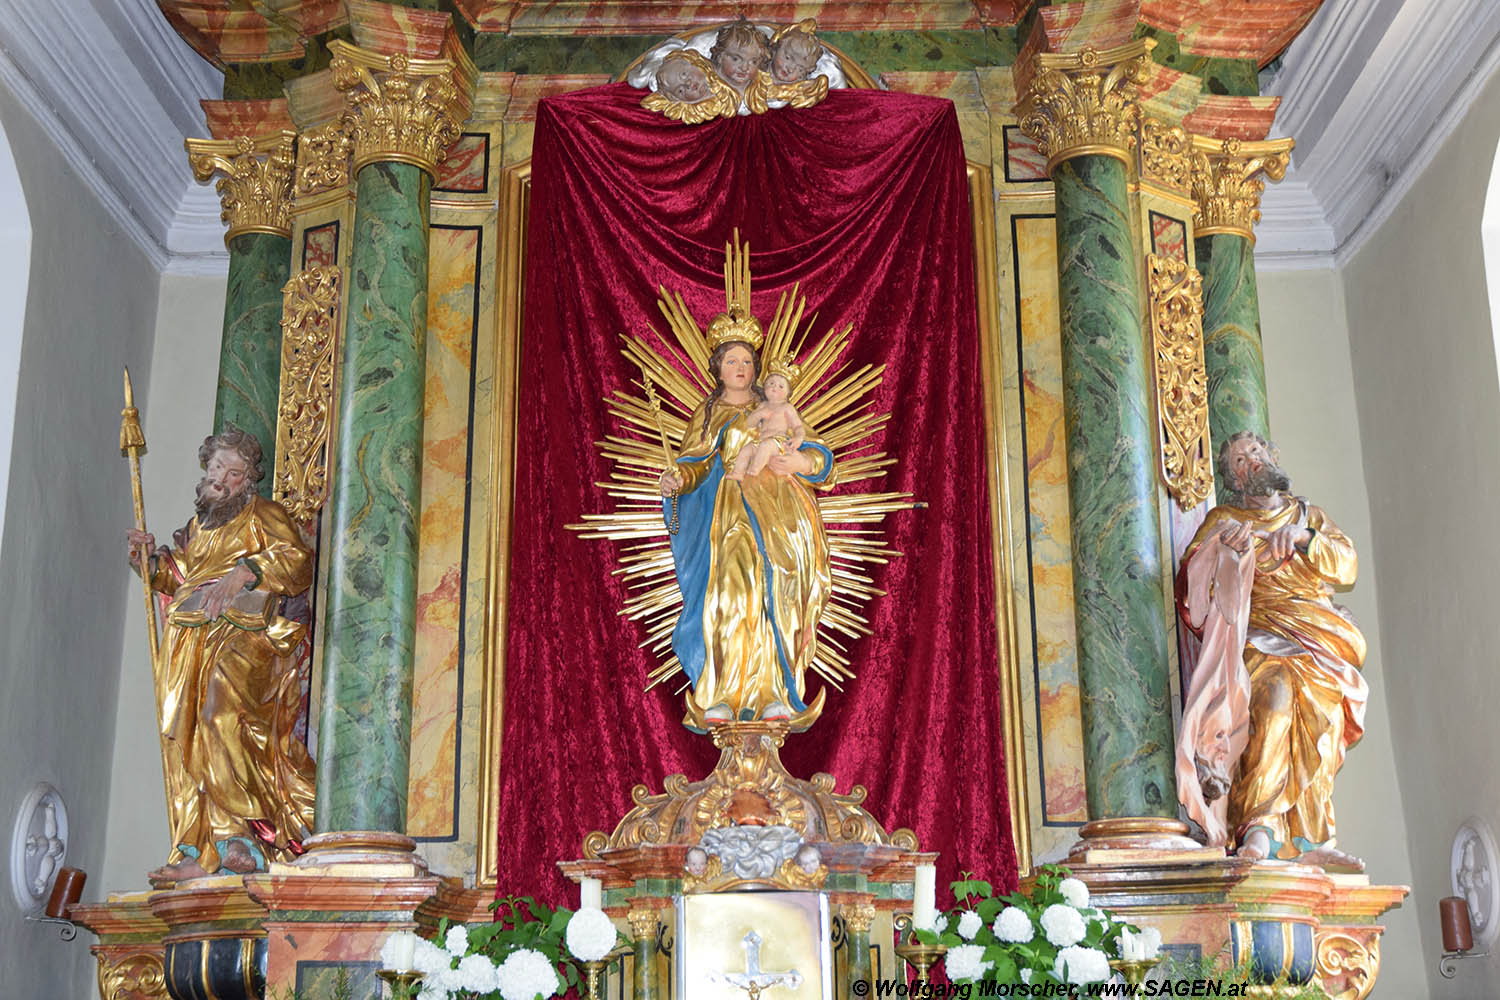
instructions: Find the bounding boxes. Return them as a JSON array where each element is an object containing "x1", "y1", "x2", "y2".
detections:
[{"x1": 566, "y1": 230, "x2": 916, "y2": 697}]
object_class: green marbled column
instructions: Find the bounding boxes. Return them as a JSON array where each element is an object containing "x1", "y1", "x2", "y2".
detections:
[
  {"x1": 1196, "y1": 232, "x2": 1271, "y2": 502},
  {"x1": 633, "y1": 926, "x2": 660, "y2": 1000},
  {"x1": 215, "y1": 231, "x2": 291, "y2": 494},
  {"x1": 1053, "y1": 155, "x2": 1177, "y2": 819},
  {"x1": 316, "y1": 161, "x2": 431, "y2": 833},
  {"x1": 845, "y1": 923, "x2": 871, "y2": 995}
]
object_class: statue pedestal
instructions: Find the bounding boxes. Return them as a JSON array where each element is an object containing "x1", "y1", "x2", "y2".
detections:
[
  {"x1": 71, "y1": 892, "x2": 169, "y2": 1000},
  {"x1": 1041, "y1": 851, "x2": 1408, "y2": 999},
  {"x1": 244, "y1": 832, "x2": 439, "y2": 998}
]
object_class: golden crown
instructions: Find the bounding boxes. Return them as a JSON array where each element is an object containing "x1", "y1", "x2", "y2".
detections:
[
  {"x1": 764, "y1": 356, "x2": 801, "y2": 386},
  {"x1": 706, "y1": 304, "x2": 765, "y2": 352}
]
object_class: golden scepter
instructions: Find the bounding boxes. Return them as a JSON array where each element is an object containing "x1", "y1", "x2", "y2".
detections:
[
  {"x1": 120, "y1": 369, "x2": 159, "y2": 667},
  {"x1": 640, "y1": 369, "x2": 680, "y2": 534}
]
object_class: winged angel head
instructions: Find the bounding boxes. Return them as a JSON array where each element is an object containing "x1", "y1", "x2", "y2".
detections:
[{"x1": 569, "y1": 233, "x2": 914, "y2": 733}]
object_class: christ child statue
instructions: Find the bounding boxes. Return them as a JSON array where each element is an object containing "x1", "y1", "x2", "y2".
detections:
[
  {"x1": 770, "y1": 22, "x2": 822, "y2": 84},
  {"x1": 710, "y1": 18, "x2": 771, "y2": 94},
  {"x1": 729, "y1": 359, "x2": 805, "y2": 481}
]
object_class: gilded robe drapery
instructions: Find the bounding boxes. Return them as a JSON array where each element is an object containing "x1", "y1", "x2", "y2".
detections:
[
  {"x1": 666, "y1": 398, "x2": 836, "y2": 729},
  {"x1": 148, "y1": 496, "x2": 315, "y2": 872},
  {"x1": 1178, "y1": 497, "x2": 1368, "y2": 858}
]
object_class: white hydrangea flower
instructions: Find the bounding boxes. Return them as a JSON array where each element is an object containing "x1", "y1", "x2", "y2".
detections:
[
  {"x1": 566, "y1": 907, "x2": 620, "y2": 962},
  {"x1": 943, "y1": 944, "x2": 993, "y2": 983},
  {"x1": 428, "y1": 964, "x2": 464, "y2": 997},
  {"x1": 1058, "y1": 877, "x2": 1090, "y2": 909},
  {"x1": 994, "y1": 906, "x2": 1035, "y2": 943},
  {"x1": 457, "y1": 954, "x2": 501, "y2": 994},
  {"x1": 1140, "y1": 926, "x2": 1163, "y2": 958},
  {"x1": 412, "y1": 939, "x2": 452, "y2": 976},
  {"x1": 1053, "y1": 945, "x2": 1111, "y2": 985},
  {"x1": 444, "y1": 924, "x2": 470, "y2": 958},
  {"x1": 1020, "y1": 968, "x2": 1032, "y2": 984},
  {"x1": 497, "y1": 948, "x2": 562, "y2": 1000},
  {"x1": 1039, "y1": 903, "x2": 1086, "y2": 947},
  {"x1": 956, "y1": 909, "x2": 982, "y2": 940}
]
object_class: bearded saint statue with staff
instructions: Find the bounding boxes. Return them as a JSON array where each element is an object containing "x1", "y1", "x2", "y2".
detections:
[{"x1": 571, "y1": 232, "x2": 914, "y2": 733}]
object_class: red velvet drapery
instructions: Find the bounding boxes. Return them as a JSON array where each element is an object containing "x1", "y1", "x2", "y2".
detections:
[{"x1": 495, "y1": 84, "x2": 1018, "y2": 901}]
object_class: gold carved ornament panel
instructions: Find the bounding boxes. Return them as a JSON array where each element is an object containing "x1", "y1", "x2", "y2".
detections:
[
  {"x1": 273, "y1": 266, "x2": 342, "y2": 527},
  {"x1": 1315, "y1": 928, "x2": 1381, "y2": 1000},
  {"x1": 1146, "y1": 253, "x2": 1214, "y2": 510}
]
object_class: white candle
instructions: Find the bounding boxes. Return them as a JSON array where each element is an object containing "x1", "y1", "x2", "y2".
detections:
[
  {"x1": 581, "y1": 876, "x2": 603, "y2": 911},
  {"x1": 386, "y1": 931, "x2": 417, "y2": 971},
  {"x1": 913, "y1": 864, "x2": 936, "y2": 929}
]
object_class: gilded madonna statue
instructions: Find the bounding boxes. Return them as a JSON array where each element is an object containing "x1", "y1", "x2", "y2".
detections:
[
  {"x1": 657, "y1": 310, "x2": 837, "y2": 729},
  {"x1": 571, "y1": 233, "x2": 911, "y2": 733}
]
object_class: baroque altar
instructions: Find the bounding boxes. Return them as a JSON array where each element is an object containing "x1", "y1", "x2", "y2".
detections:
[{"x1": 69, "y1": 2, "x2": 1409, "y2": 999}]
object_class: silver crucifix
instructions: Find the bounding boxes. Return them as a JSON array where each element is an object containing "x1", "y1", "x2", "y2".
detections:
[{"x1": 709, "y1": 930, "x2": 803, "y2": 1000}]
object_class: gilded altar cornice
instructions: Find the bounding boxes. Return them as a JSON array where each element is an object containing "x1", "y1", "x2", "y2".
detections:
[
  {"x1": 1013, "y1": 38, "x2": 1153, "y2": 175},
  {"x1": 329, "y1": 40, "x2": 475, "y2": 176},
  {"x1": 185, "y1": 130, "x2": 297, "y2": 242},
  {"x1": 1188, "y1": 134, "x2": 1295, "y2": 242}
]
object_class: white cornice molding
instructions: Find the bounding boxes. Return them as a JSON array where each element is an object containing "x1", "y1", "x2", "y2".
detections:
[
  {"x1": 0, "y1": 0, "x2": 223, "y2": 273},
  {"x1": 1258, "y1": 0, "x2": 1500, "y2": 271}
]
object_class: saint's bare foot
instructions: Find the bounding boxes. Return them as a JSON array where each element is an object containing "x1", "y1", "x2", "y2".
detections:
[
  {"x1": 147, "y1": 858, "x2": 209, "y2": 887},
  {"x1": 1298, "y1": 845, "x2": 1366, "y2": 872}
]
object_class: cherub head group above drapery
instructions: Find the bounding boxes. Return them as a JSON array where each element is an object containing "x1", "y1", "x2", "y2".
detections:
[{"x1": 626, "y1": 18, "x2": 846, "y2": 123}]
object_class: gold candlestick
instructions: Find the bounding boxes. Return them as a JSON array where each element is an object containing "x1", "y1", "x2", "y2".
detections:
[
  {"x1": 580, "y1": 946, "x2": 632, "y2": 1000},
  {"x1": 892, "y1": 914, "x2": 948, "y2": 986},
  {"x1": 375, "y1": 969, "x2": 423, "y2": 999},
  {"x1": 1109, "y1": 957, "x2": 1161, "y2": 987}
]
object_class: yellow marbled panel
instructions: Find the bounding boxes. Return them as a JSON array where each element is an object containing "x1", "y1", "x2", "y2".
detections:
[
  {"x1": 1013, "y1": 214, "x2": 1087, "y2": 826},
  {"x1": 408, "y1": 226, "x2": 482, "y2": 837}
]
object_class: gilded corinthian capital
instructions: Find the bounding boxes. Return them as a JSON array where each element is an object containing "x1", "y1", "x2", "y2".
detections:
[
  {"x1": 186, "y1": 131, "x2": 296, "y2": 242},
  {"x1": 1188, "y1": 135, "x2": 1295, "y2": 241},
  {"x1": 1014, "y1": 39, "x2": 1152, "y2": 175},
  {"x1": 329, "y1": 40, "x2": 474, "y2": 176}
]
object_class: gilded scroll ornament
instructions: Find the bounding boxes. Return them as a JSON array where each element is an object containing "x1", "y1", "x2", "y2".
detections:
[
  {"x1": 273, "y1": 266, "x2": 342, "y2": 525},
  {"x1": 1146, "y1": 253, "x2": 1214, "y2": 510},
  {"x1": 329, "y1": 41, "x2": 472, "y2": 175},
  {"x1": 294, "y1": 120, "x2": 352, "y2": 198},
  {"x1": 1014, "y1": 40, "x2": 1152, "y2": 174},
  {"x1": 585, "y1": 723, "x2": 912, "y2": 856},
  {"x1": 1188, "y1": 135, "x2": 1295, "y2": 241},
  {"x1": 99, "y1": 951, "x2": 167, "y2": 1000},
  {"x1": 185, "y1": 131, "x2": 296, "y2": 241},
  {"x1": 1315, "y1": 929, "x2": 1380, "y2": 1000},
  {"x1": 629, "y1": 18, "x2": 843, "y2": 124},
  {"x1": 1140, "y1": 117, "x2": 1190, "y2": 190}
]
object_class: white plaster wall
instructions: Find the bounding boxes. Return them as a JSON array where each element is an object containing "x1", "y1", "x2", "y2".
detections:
[
  {"x1": 0, "y1": 82, "x2": 161, "y2": 997},
  {"x1": 99, "y1": 272, "x2": 225, "y2": 889},
  {"x1": 1258, "y1": 266, "x2": 1424, "y2": 997},
  {"x1": 1338, "y1": 59, "x2": 1500, "y2": 1000}
]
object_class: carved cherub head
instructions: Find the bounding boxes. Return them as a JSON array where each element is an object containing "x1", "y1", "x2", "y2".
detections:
[
  {"x1": 657, "y1": 50, "x2": 712, "y2": 105},
  {"x1": 770, "y1": 22, "x2": 821, "y2": 84},
  {"x1": 710, "y1": 18, "x2": 770, "y2": 92}
]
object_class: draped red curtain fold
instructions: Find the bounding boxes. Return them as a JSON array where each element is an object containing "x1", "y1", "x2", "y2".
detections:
[{"x1": 496, "y1": 84, "x2": 1018, "y2": 900}]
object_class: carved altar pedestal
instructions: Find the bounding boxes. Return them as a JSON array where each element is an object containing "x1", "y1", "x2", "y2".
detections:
[
  {"x1": 1043, "y1": 848, "x2": 1408, "y2": 999},
  {"x1": 559, "y1": 722, "x2": 925, "y2": 1000}
]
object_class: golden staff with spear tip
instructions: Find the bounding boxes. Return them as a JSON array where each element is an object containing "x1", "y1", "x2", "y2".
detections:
[
  {"x1": 120, "y1": 368, "x2": 175, "y2": 822},
  {"x1": 120, "y1": 368, "x2": 160, "y2": 667},
  {"x1": 639, "y1": 368, "x2": 680, "y2": 535}
]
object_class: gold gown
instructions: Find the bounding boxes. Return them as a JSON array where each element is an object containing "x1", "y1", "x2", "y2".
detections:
[
  {"x1": 669, "y1": 399, "x2": 837, "y2": 729},
  {"x1": 1184, "y1": 498, "x2": 1368, "y2": 859},
  {"x1": 146, "y1": 496, "x2": 315, "y2": 872}
]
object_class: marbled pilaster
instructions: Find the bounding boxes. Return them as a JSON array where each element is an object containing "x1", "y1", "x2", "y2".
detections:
[
  {"x1": 1053, "y1": 154, "x2": 1176, "y2": 819},
  {"x1": 216, "y1": 232, "x2": 292, "y2": 492},
  {"x1": 1196, "y1": 231, "x2": 1270, "y2": 499},
  {"x1": 317, "y1": 160, "x2": 431, "y2": 833}
]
